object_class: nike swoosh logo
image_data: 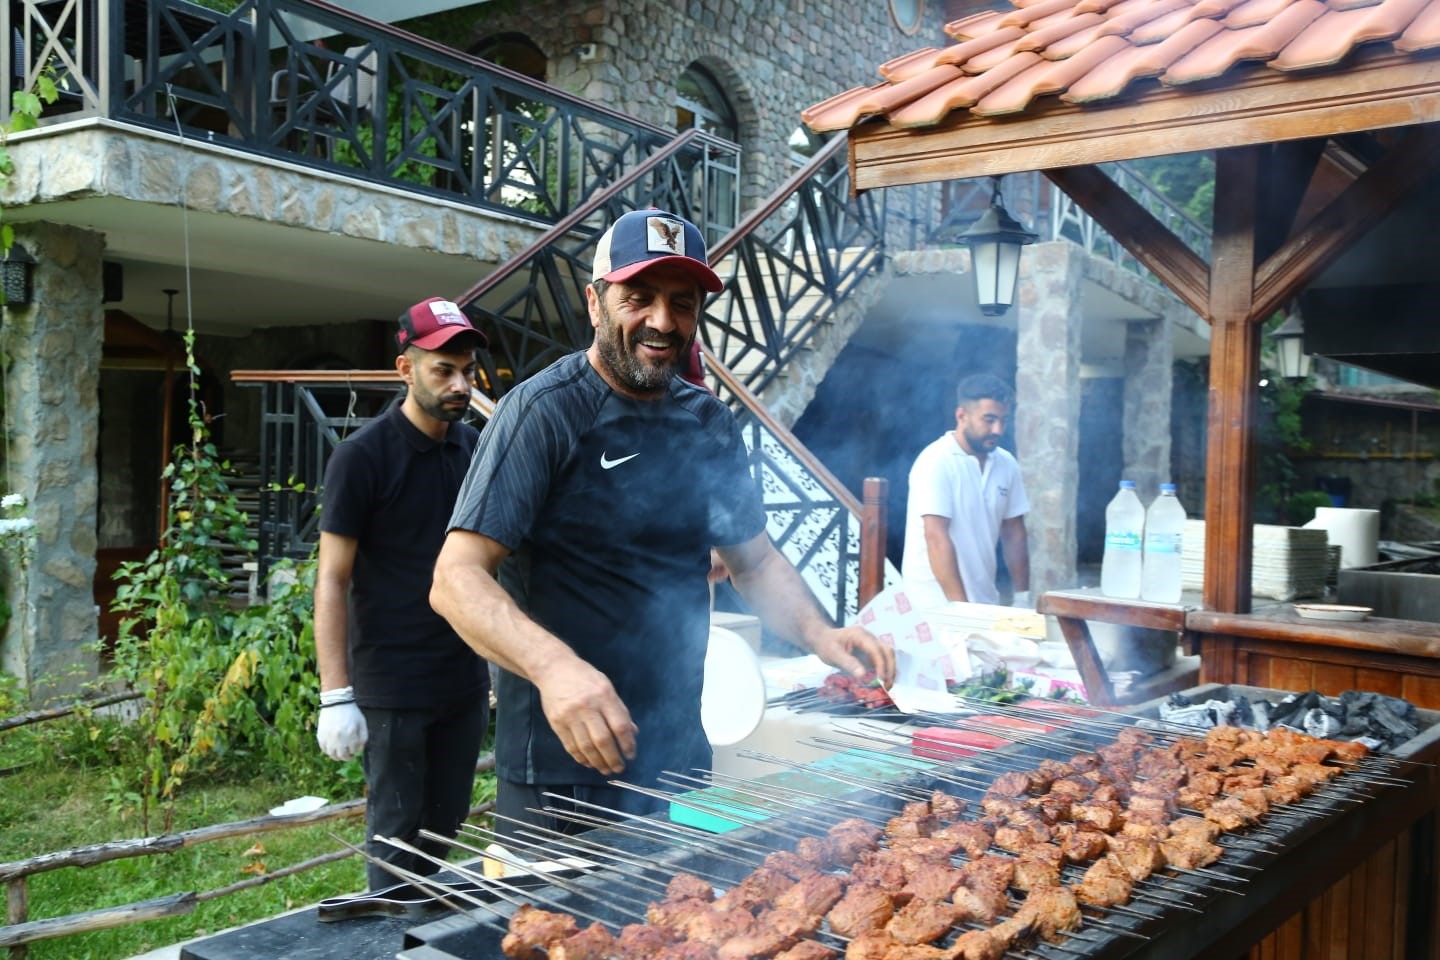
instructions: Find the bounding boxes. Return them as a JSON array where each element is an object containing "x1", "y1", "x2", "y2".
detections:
[{"x1": 600, "y1": 451, "x2": 640, "y2": 470}]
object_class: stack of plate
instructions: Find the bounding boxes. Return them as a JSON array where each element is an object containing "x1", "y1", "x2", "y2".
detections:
[{"x1": 1181, "y1": 520, "x2": 1331, "y2": 600}]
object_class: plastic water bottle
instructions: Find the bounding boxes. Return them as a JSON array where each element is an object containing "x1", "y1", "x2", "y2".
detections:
[
  {"x1": 1141, "y1": 483, "x2": 1186, "y2": 603},
  {"x1": 1100, "y1": 480, "x2": 1144, "y2": 598}
]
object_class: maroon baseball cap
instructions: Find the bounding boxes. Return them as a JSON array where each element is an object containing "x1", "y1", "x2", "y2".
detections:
[
  {"x1": 396, "y1": 297, "x2": 488, "y2": 353},
  {"x1": 592, "y1": 209, "x2": 723, "y2": 293}
]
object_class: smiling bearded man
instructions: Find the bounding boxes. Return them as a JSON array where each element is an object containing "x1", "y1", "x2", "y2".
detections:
[{"x1": 431, "y1": 208, "x2": 896, "y2": 844}]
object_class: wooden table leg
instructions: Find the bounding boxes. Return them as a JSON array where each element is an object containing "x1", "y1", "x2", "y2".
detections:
[{"x1": 1056, "y1": 615, "x2": 1115, "y2": 707}]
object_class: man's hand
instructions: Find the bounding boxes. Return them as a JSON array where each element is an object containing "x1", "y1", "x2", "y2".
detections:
[
  {"x1": 317, "y1": 686, "x2": 368, "y2": 761},
  {"x1": 809, "y1": 625, "x2": 896, "y2": 688},
  {"x1": 534, "y1": 659, "x2": 638, "y2": 776}
]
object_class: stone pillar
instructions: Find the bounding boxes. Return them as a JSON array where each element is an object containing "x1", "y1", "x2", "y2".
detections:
[
  {"x1": 1, "y1": 222, "x2": 103, "y2": 699},
  {"x1": 1015, "y1": 241, "x2": 1082, "y2": 594},
  {"x1": 1122, "y1": 316, "x2": 1174, "y2": 502}
]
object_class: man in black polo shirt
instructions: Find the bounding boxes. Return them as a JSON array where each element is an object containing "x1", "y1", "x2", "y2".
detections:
[
  {"x1": 431, "y1": 210, "x2": 895, "y2": 838},
  {"x1": 314, "y1": 297, "x2": 489, "y2": 889}
]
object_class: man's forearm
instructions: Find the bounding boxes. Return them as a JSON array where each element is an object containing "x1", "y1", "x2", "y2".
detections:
[
  {"x1": 430, "y1": 557, "x2": 576, "y2": 682},
  {"x1": 313, "y1": 579, "x2": 351, "y2": 691},
  {"x1": 727, "y1": 546, "x2": 833, "y2": 652},
  {"x1": 1001, "y1": 524, "x2": 1030, "y2": 592}
]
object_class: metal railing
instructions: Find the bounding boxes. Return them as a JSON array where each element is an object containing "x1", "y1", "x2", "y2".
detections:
[
  {"x1": 3, "y1": 0, "x2": 740, "y2": 233},
  {"x1": 1048, "y1": 161, "x2": 1213, "y2": 273}
]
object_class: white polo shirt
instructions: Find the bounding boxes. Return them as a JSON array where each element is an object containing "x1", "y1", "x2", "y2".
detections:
[{"x1": 901, "y1": 432, "x2": 1029, "y2": 607}]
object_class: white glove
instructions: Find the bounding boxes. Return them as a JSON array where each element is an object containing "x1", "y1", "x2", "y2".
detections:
[
  {"x1": 317, "y1": 686, "x2": 368, "y2": 761},
  {"x1": 1011, "y1": 590, "x2": 1033, "y2": 609}
]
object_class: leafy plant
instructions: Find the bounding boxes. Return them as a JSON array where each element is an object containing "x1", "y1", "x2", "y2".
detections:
[{"x1": 108, "y1": 330, "x2": 329, "y2": 830}]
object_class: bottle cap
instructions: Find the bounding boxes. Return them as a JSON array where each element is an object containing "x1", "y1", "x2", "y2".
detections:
[
  {"x1": 1119, "y1": 480, "x2": 1136, "y2": 489},
  {"x1": 1160, "y1": 483, "x2": 1176, "y2": 493}
]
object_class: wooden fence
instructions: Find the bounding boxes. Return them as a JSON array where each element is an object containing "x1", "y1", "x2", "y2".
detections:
[{"x1": 0, "y1": 694, "x2": 494, "y2": 957}]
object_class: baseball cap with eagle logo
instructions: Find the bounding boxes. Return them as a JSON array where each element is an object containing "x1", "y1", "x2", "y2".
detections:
[{"x1": 591, "y1": 209, "x2": 723, "y2": 293}]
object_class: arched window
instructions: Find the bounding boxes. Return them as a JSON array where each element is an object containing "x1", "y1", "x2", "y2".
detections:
[
  {"x1": 676, "y1": 63, "x2": 737, "y2": 142},
  {"x1": 473, "y1": 32, "x2": 546, "y2": 81},
  {"x1": 889, "y1": 0, "x2": 926, "y2": 34}
]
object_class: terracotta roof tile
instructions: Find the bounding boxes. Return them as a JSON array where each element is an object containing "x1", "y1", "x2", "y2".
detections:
[
  {"x1": 803, "y1": 0, "x2": 1440, "y2": 133},
  {"x1": 1272, "y1": 0, "x2": 1430, "y2": 67},
  {"x1": 1164, "y1": 0, "x2": 1327, "y2": 83},
  {"x1": 975, "y1": 34, "x2": 1132, "y2": 113},
  {"x1": 1396, "y1": 0, "x2": 1440, "y2": 47}
]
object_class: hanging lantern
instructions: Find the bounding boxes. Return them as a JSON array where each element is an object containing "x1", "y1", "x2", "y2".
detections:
[
  {"x1": 1271, "y1": 309, "x2": 1311, "y2": 380},
  {"x1": 962, "y1": 182, "x2": 1038, "y2": 317}
]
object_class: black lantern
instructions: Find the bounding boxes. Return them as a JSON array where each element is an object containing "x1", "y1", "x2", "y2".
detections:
[
  {"x1": 962, "y1": 181, "x2": 1038, "y2": 316},
  {"x1": 1, "y1": 243, "x2": 36, "y2": 306},
  {"x1": 1270, "y1": 309, "x2": 1311, "y2": 380}
]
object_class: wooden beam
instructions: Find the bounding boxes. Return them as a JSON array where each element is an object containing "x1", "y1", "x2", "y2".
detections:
[
  {"x1": 1046, "y1": 164, "x2": 1211, "y2": 318},
  {"x1": 860, "y1": 477, "x2": 888, "y2": 609},
  {"x1": 1203, "y1": 147, "x2": 1262, "y2": 614},
  {"x1": 1254, "y1": 138, "x2": 1328, "y2": 265},
  {"x1": 850, "y1": 52, "x2": 1440, "y2": 190},
  {"x1": 1250, "y1": 124, "x2": 1440, "y2": 323}
]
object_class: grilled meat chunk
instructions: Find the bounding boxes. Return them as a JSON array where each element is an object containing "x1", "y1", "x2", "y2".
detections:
[
  {"x1": 828, "y1": 883, "x2": 896, "y2": 938},
  {"x1": 843, "y1": 931, "x2": 895, "y2": 960},
  {"x1": 902, "y1": 863, "x2": 965, "y2": 902},
  {"x1": 502, "y1": 904, "x2": 580, "y2": 960},
  {"x1": 666, "y1": 872, "x2": 717, "y2": 903},
  {"x1": 549, "y1": 922, "x2": 618, "y2": 960},
  {"x1": 1013, "y1": 844, "x2": 1064, "y2": 891},
  {"x1": 932, "y1": 821, "x2": 993, "y2": 860},
  {"x1": 615, "y1": 922, "x2": 677, "y2": 957},
  {"x1": 952, "y1": 883, "x2": 1010, "y2": 925},
  {"x1": 985, "y1": 770, "x2": 1035, "y2": 799},
  {"x1": 716, "y1": 866, "x2": 794, "y2": 913},
  {"x1": 884, "y1": 897, "x2": 956, "y2": 945},
  {"x1": 1203, "y1": 796, "x2": 1262, "y2": 831},
  {"x1": 1161, "y1": 833, "x2": 1223, "y2": 870},
  {"x1": 773, "y1": 943, "x2": 838, "y2": 960},
  {"x1": 1013, "y1": 884, "x2": 1083, "y2": 941},
  {"x1": 776, "y1": 871, "x2": 845, "y2": 917},
  {"x1": 829, "y1": 818, "x2": 883, "y2": 863},
  {"x1": 928, "y1": 789, "x2": 969, "y2": 823},
  {"x1": 1075, "y1": 854, "x2": 1134, "y2": 907},
  {"x1": 1056, "y1": 823, "x2": 1110, "y2": 863},
  {"x1": 1105, "y1": 834, "x2": 1167, "y2": 882},
  {"x1": 716, "y1": 917, "x2": 800, "y2": 960},
  {"x1": 681, "y1": 905, "x2": 758, "y2": 946},
  {"x1": 949, "y1": 928, "x2": 1010, "y2": 960}
]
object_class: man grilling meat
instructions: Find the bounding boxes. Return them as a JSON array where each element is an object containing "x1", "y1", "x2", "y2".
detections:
[{"x1": 432, "y1": 209, "x2": 895, "y2": 839}]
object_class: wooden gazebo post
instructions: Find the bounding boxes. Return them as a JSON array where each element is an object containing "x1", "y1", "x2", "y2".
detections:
[{"x1": 1203, "y1": 146, "x2": 1262, "y2": 613}]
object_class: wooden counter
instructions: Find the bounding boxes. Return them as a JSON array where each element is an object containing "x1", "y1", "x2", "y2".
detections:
[{"x1": 1038, "y1": 588, "x2": 1440, "y2": 960}]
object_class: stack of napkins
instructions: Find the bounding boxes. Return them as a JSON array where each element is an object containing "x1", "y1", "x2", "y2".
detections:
[{"x1": 1182, "y1": 520, "x2": 1331, "y2": 600}]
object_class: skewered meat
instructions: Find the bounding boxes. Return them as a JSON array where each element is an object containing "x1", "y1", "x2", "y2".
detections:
[
  {"x1": 829, "y1": 818, "x2": 883, "y2": 863},
  {"x1": 884, "y1": 897, "x2": 956, "y2": 945},
  {"x1": 648, "y1": 897, "x2": 711, "y2": 932},
  {"x1": 1012, "y1": 844, "x2": 1064, "y2": 891},
  {"x1": 828, "y1": 883, "x2": 895, "y2": 938},
  {"x1": 776, "y1": 872, "x2": 846, "y2": 917},
  {"x1": 1265, "y1": 774, "x2": 1313, "y2": 806},
  {"x1": 615, "y1": 922, "x2": 677, "y2": 956},
  {"x1": 680, "y1": 904, "x2": 758, "y2": 946},
  {"x1": 844, "y1": 931, "x2": 895, "y2": 960},
  {"x1": 952, "y1": 883, "x2": 1010, "y2": 925},
  {"x1": 949, "y1": 927, "x2": 1010, "y2": 960},
  {"x1": 773, "y1": 943, "x2": 838, "y2": 960},
  {"x1": 984, "y1": 771, "x2": 1034, "y2": 799},
  {"x1": 716, "y1": 866, "x2": 794, "y2": 913},
  {"x1": 1204, "y1": 795, "x2": 1263, "y2": 831},
  {"x1": 715, "y1": 918, "x2": 799, "y2": 960},
  {"x1": 886, "y1": 810, "x2": 938, "y2": 839},
  {"x1": 1013, "y1": 883, "x2": 1082, "y2": 941},
  {"x1": 502, "y1": 904, "x2": 580, "y2": 959},
  {"x1": 1075, "y1": 854, "x2": 1134, "y2": 907},
  {"x1": 549, "y1": 922, "x2": 618, "y2": 960},
  {"x1": 994, "y1": 818, "x2": 1052, "y2": 851},
  {"x1": 892, "y1": 837, "x2": 964, "y2": 865},
  {"x1": 850, "y1": 849, "x2": 909, "y2": 893},
  {"x1": 660, "y1": 941, "x2": 720, "y2": 960},
  {"x1": 1168, "y1": 816, "x2": 1222, "y2": 842},
  {"x1": 1071, "y1": 800, "x2": 1124, "y2": 833},
  {"x1": 928, "y1": 789, "x2": 968, "y2": 822},
  {"x1": 764, "y1": 850, "x2": 817, "y2": 880},
  {"x1": 762, "y1": 905, "x2": 824, "y2": 938},
  {"x1": 667, "y1": 872, "x2": 717, "y2": 902},
  {"x1": 1055, "y1": 823, "x2": 1109, "y2": 863},
  {"x1": 1105, "y1": 834, "x2": 1167, "y2": 881},
  {"x1": 958, "y1": 855, "x2": 1015, "y2": 892},
  {"x1": 1160, "y1": 833, "x2": 1223, "y2": 869},
  {"x1": 932, "y1": 821, "x2": 993, "y2": 860},
  {"x1": 901, "y1": 862, "x2": 964, "y2": 902}
]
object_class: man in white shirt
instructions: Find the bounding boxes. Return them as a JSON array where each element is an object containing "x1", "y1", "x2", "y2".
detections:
[{"x1": 902, "y1": 373, "x2": 1031, "y2": 609}]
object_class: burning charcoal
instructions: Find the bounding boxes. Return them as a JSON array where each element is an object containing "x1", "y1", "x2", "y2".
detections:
[
  {"x1": 1303, "y1": 708, "x2": 1343, "y2": 739},
  {"x1": 1371, "y1": 701, "x2": 1419, "y2": 746},
  {"x1": 1251, "y1": 700, "x2": 1271, "y2": 731},
  {"x1": 1232, "y1": 695, "x2": 1254, "y2": 728},
  {"x1": 1268, "y1": 694, "x2": 1303, "y2": 726}
]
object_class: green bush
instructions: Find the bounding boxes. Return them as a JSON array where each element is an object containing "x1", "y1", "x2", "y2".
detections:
[{"x1": 1286, "y1": 490, "x2": 1335, "y2": 527}]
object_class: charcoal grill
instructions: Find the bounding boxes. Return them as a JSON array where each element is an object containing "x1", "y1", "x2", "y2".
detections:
[{"x1": 178, "y1": 683, "x2": 1440, "y2": 960}]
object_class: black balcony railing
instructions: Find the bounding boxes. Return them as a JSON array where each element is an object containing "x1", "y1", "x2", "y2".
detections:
[{"x1": 4, "y1": 0, "x2": 740, "y2": 234}]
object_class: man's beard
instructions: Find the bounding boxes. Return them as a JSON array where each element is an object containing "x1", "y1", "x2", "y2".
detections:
[
  {"x1": 594, "y1": 300, "x2": 688, "y2": 394},
  {"x1": 414, "y1": 383, "x2": 469, "y2": 422}
]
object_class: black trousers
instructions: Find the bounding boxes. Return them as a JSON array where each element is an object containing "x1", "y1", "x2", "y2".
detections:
[
  {"x1": 360, "y1": 697, "x2": 488, "y2": 890},
  {"x1": 493, "y1": 778, "x2": 669, "y2": 844}
]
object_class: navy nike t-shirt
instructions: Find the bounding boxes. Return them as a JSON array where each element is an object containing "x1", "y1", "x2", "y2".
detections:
[{"x1": 447, "y1": 351, "x2": 766, "y2": 785}]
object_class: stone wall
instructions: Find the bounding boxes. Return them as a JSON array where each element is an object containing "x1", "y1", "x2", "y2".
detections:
[
  {"x1": 1016, "y1": 242, "x2": 1084, "y2": 594},
  {"x1": 1, "y1": 223, "x2": 104, "y2": 697},
  {"x1": 422, "y1": 0, "x2": 951, "y2": 212}
]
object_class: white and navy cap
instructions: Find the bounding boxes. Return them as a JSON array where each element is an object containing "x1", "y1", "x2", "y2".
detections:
[{"x1": 591, "y1": 209, "x2": 723, "y2": 293}]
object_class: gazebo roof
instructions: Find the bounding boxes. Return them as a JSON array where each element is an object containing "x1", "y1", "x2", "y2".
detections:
[{"x1": 804, "y1": 0, "x2": 1440, "y2": 185}]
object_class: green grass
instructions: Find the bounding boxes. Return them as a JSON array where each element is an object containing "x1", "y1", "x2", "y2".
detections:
[{"x1": 0, "y1": 717, "x2": 497, "y2": 960}]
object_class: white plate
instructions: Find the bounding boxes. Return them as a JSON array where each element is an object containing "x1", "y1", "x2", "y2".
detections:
[
  {"x1": 701, "y1": 626, "x2": 767, "y2": 746},
  {"x1": 1293, "y1": 603, "x2": 1373, "y2": 622}
]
